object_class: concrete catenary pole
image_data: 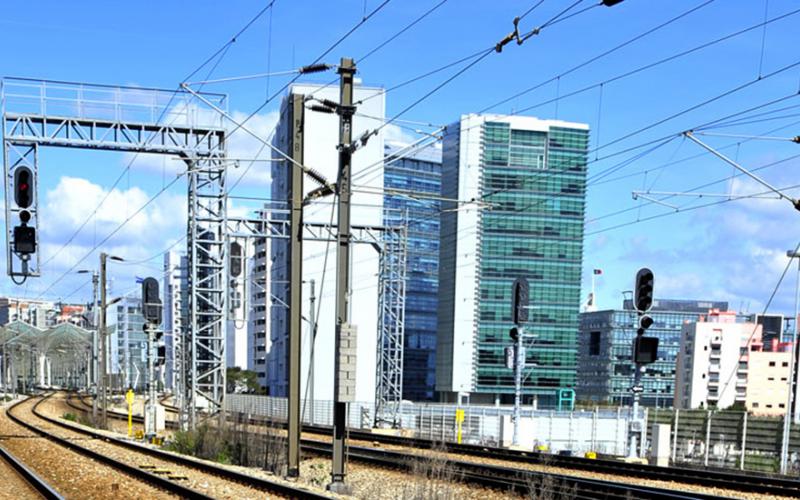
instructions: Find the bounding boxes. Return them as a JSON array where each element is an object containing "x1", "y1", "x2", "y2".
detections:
[
  {"x1": 329, "y1": 57, "x2": 356, "y2": 494},
  {"x1": 287, "y1": 92, "x2": 305, "y2": 477}
]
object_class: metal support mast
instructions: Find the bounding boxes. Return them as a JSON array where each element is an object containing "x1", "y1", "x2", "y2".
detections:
[
  {"x1": 90, "y1": 271, "x2": 99, "y2": 422},
  {"x1": 185, "y1": 150, "x2": 228, "y2": 429},
  {"x1": 374, "y1": 221, "x2": 408, "y2": 427},
  {"x1": 329, "y1": 57, "x2": 356, "y2": 494},
  {"x1": 512, "y1": 324, "x2": 525, "y2": 447},
  {"x1": 781, "y1": 251, "x2": 800, "y2": 474},
  {"x1": 99, "y1": 253, "x2": 109, "y2": 429},
  {"x1": 308, "y1": 279, "x2": 317, "y2": 423},
  {"x1": 287, "y1": 93, "x2": 304, "y2": 477}
]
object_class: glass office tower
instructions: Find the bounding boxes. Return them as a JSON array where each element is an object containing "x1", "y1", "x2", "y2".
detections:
[
  {"x1": 436, "y1": 114, "x2": 589, "y2": 406},
  {"x1": 383, "y1": 143, "x2": 442, "y2": 401}
]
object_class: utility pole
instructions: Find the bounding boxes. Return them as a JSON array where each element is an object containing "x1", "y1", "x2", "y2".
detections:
[
  {"x1": 90, "y1": 272, "x2": 99, "y2": 421},
  {"x1": 287, "y1": 92, "x2": 305, "y2": 478},
  {"x1": 308, "y1": 279, "x2": 317, "y2": 424},
  {"x1": 510, "y1": 277, "x2": 528, "y2": 448},
  {"x1": 329, "y1": 57, "x2": 356, "y2": 494},
  {"x1": 629, "y1": 268, "x2": 656, "y2": 459},
  {"x1": 781, "y1": 250, "x2": 800, "y2": 474},
  {"x1": 99, "y1": 253, "x2": 109, "y2": 429}
]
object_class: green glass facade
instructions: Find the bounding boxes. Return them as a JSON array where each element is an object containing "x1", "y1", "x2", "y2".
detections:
[{"x1": 475, "y1": 122, "x2": 588, "y2": 401}]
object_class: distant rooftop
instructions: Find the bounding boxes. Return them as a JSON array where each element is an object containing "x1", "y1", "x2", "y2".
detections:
[{"x1": 622, "y1": 298, "x2": 729, "y2": 313}]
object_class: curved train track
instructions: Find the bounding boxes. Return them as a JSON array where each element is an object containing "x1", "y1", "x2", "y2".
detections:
[{"x1": 17, "y1": 392, "x2": 331, "y2": 499}]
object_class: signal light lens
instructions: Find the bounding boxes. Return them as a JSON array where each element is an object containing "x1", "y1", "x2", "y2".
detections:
[{"x1": 14, "y1": 167, "x2": 34, "y2": 209}]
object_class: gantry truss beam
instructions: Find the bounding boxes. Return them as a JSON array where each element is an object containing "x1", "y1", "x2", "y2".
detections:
[
  {"x1": 3, "y1": 113, "x2": 224, "y2": 155},
  {"x1": 229, "y1": 209, "x2": 408, "y2": 426},
  {"x1": 2, "y1": 78, "x2": 229, "y2": 429}
]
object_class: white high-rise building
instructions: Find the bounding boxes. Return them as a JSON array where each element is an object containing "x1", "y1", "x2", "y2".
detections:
[
  {"x1": 269, "y1": 82, "x2": 385, "y2": 403},
  {"x1": 675, "y1": 309, "x2": 793, "y2": 415},
  {"x1": 163, "y1": 251, "x2": 188, "y2": 390},
  {"x1": 248, "y1": 235, "x2": 270, "y2": 386}
]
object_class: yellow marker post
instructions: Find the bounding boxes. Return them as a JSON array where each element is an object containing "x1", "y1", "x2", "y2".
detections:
[
  {"x1": 125, "y1": 389, "x2": 135, "y2": 437},
  {"x1": 455, "y1": 409, "x2": 465, "y2": 444}
]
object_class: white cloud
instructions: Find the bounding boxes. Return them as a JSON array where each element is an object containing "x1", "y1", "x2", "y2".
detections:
[{"x1": 37, "y1": 176, "x2": 186, "y2": 272}]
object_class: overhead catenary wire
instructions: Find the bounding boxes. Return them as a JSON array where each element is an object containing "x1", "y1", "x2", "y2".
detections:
[
  {"x1": 371, "y1": 0, "x2": 614, "y2": 136},
  {"x1": 304, "y1": 0, "x2": 454, "y2": 103},
  {"x1": 429, "y1": 5, "x2": 800, "y2": 174},
  {"x1": 36, "y1": 2, "x2": 396, "y2": 301},
  {"x1": 479, "y1": 0, "x2": 717, "y2": 114},
  {"x1": 388, "y1": 2, "x2": 793, "y2": 192},
  {"x1": 36, "y1": 2, "x2": 279, "y2": 279}
]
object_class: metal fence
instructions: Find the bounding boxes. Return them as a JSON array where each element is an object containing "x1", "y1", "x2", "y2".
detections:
[
  {"x1": 647, "y1": 408, "x2": 800, "y2": 474},
  {"x1": 226, "y1": 394, "x2": 637, "y2": 455}
]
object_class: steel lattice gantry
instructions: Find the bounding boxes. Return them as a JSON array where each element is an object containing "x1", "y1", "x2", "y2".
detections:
[
  {"x1": 1, "y1": 78, "x2": 229, "y2": 426},
  {"x1": 229, "y1": 209, "x2": 408, "y2": 426},
  {"x1": 374, "y1": 220, "x2": 407, "y2": 427}
]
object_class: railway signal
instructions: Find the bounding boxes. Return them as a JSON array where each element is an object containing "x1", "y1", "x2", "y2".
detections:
[
  {"x1": 629, "y1": 267, "x2": 655, "y2": 459},
  {"x1": 634, "y1": 268, "x2": 654, "y2": 313},
  {"x1": 511, "y1": 277, "x2": 529, "y2": 325},
  {"x1": 509, "y1": 277, "x2": 530, "y2": 448},
  {"x1": 9, "y1": 166, "x2": 39, "y2": 276},
  {"x1": 141, "y1": 276, "x2": 164, "y2": 439},
  {"x1": 141, "y1": 277, "x2": 162, "y2": 323},
  {"x1": 14, "y1": 167, "x2": 34, "y2": 209}
]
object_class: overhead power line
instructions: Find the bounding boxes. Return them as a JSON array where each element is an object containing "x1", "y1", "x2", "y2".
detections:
[{"x1": 36, "y1": 2, "x2": 279, "y2": 280}]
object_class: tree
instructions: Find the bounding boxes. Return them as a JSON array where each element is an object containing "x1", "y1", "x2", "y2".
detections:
[{"x1": 226, "y1": 367, "x2": 262, "y2": 393}]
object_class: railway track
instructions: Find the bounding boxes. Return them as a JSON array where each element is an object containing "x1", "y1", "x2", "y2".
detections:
[
  {"x1": 327, "y1": 424, "x2": 800, "y2": 498},
  {"x1": 182, "y1": 405, "x2": 797, "y2": 499},
  {"x1": 0, "y1": 439, "x2": 63, "y2": 499},
  {"x1": 67, "y1": 392, "x2": 757, "y2": 499},
  {"x1": 299, "y1": 440, "x2": 728, "y2": 500},
  {"x1": 19, "y1": 393, "x2": 332, "y2": 499}
]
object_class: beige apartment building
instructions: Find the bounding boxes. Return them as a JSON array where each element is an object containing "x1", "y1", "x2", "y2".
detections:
[
  {"x1": 674, "y1": 309, "x2": 792, "y2": 415},
  {"x1": 745, "y1": 347, "x2": 791, "y2": 416}
]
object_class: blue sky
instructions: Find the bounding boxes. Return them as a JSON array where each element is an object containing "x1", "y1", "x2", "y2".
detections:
[{"x1": 2, "y1": 0, "x2": 800, "y2": 316}]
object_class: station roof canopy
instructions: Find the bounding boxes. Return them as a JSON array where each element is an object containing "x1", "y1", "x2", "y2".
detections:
[{"x1": 0, "y1": 321, "x2": 91, "y2": 352}]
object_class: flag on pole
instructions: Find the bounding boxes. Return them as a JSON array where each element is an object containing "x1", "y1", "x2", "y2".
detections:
[{"x1": 593, "y1": 269, "x2": 603, "y2": 275}]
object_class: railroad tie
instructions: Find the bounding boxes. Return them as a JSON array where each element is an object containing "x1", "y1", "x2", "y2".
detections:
[
  {"x1": 167, "y1": 475, "x2": 189, "y2": 481},
  {"x1": 139, "y1": 464, "x2": 157, "y2": 469},
  {"x1": 150, "y1": 468, "x2": 173, "y2": 475}
]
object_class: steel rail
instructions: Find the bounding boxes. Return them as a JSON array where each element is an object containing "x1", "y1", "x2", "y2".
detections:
[
  {"x1": 7, "y1": 394, "x2": 215, "y2": 499},
  {"x1": 28, "y1": 393, "x2": 332, "y2": 500},
  {"x1": 301, "y1": 441, "x2": 729, "y2": 500},
  {"x1": 0, "y1": 440, "x2": 64, "y2": 500},
  {"x1": 77, "y1": 394, "x2": 800, "y2": 497},
  {"x1": 228, "y1": 410, "x2": 800, "y2": 498},
  {"x1": 69, "y1": 395, "x2": 748, "y2": 498}
]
